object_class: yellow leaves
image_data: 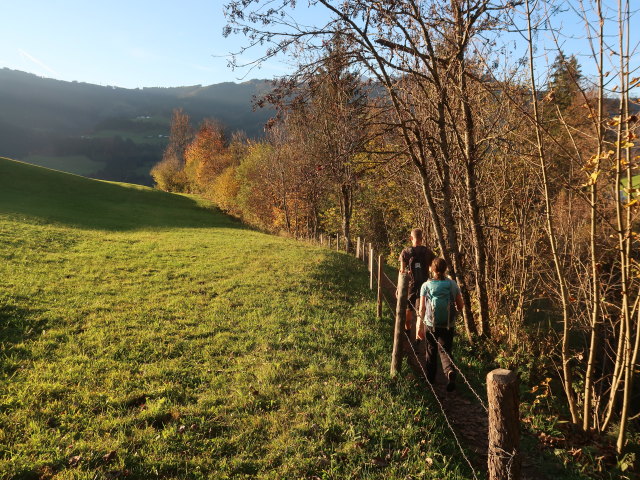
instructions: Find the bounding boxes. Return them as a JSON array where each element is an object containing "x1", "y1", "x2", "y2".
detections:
[
  {"x1": 586, "y1": 171, "x2": 600, "y2": 186},
  {"x1": 580, "y1": 151, "x2": 612, "y2": 188},
  {"x1": 530, "y1": 377, "x2": 552, "y2": 407},
  {"x1": 618, "y1": 140, "x2": 635, "y2": 149},
  {"x1": 583, "y1": 153, "x2": 604, "y2": 173},
  {"x1": 543, "y1": 90, "x2": 555, "y2": 103},
  {"x1": 607, "y1": 115, "x2": 638, "y2": 126},
  {"x1": 630, "y1": 76, "x2": 640, "y2": 88}
]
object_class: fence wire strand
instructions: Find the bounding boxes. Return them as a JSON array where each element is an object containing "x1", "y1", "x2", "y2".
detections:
[
  {"x1": 343, "y1": 243, "x2": 519, "y2": 478},
  {"x1": 402, "y1": 328, "x2": 480, "y2": 480},
  {"x1": 372, "y1": 269, "x2": 479, "y2": 478},
  {"x1": 380, "y1": 271, "x2": 489, "y2": 413}
]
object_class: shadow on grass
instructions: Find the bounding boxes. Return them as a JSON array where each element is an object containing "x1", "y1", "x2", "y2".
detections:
[
  {"x1": 0, "y1": 157, "x2": 244, "y2": 231},
  {"x1": 0, "y1": 298, "x2": 46, "y2": 377}
]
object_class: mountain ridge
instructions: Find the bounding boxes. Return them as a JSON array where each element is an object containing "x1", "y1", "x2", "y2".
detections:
[{"x1": 0, "y1": 68, "x2": 274, "y2": 185}]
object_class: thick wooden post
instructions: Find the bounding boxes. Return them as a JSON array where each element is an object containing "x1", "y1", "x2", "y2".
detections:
[
  {"x1": 356, "y1": 237, "x2": 361, "y2": 259},
  {"x1": 487, "y1": 369, "x2": 521, "y2": 480},
  {"x1": 376, "y1": 255, "x2": 384, "y2": 318},
  {"x1": 391, "y1": 272, "x2": 409, "y2": 377},
  {"x1": 367, "y1": 242, "x2": 372, "y2": 268},
  {"x1": 320, "y1": 234, "x2": 323, "y2": 246},
  {"x1": 369, "y1": 248, "x2": 375, "y2": 290}
]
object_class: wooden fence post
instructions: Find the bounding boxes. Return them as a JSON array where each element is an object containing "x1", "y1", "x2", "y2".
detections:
[
  {"x1": 367, "y1": 242, "x2": 372, "y2": 268},
  {"x1": 487, "y1": 369, "x2": 521, "y2": 480},
  {"x1": 356, "y1": 237, "x2": 361, "y2": 259},
  {"x1": 376, "y1": 255, "x2": 384, "y2": 318},
  {"x1": 369, "y1": 248, "x2": 374, "y2": 290},
  {"x1": 391, "y1": 272, "x2": 408, "y2": 377},
  {"x1": 336, "y1": 234, "x2": 340, "y2": 252}
]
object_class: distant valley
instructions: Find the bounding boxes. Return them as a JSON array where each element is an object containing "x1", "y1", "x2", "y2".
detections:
[{"x1": 0, "y1": 69, "x2": 274, "y2": 185}]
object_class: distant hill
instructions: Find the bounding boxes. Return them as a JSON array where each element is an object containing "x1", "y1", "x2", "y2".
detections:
[{"x1": 0, "y1": 69, "x2": 274, "y2": 185}]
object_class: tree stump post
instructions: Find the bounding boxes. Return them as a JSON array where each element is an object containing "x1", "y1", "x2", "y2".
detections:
[
  {"x1": 377, "y1": 255, "x2": 384, "y2": 318},
  {"x1": 356, "y1": 237, "x2": 361, "y2": 259},
  {"x1": 391, "y1": 272, "x2": 409, "y2": 377},
  {"x1": 487, "y1": 369, "x2": 521, "y2": 480}
]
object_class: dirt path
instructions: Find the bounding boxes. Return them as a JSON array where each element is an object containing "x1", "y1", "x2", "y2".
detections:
[{"x1": 380, "y1": 280, "x2": 546, "y2": 479}]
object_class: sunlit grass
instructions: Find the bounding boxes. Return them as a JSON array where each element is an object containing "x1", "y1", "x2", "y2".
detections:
[{"x1": 0, "y1": 158, "x2": 473, "y2": 479}]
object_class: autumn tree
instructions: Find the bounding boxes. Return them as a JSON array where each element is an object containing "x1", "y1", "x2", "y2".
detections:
[
  {"x1": 184, "y1": 119, "x2": 228, "y2": 192},
  {"x1": 150, "y1": 108, "x2": 194, "y2": 192},
  {"x1": 291, "y1": 41, "x2": 371, "y2": 250}
]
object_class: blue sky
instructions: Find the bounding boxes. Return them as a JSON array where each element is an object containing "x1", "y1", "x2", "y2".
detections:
[
  {"x1": 0, "y1": 0, "x2": 298, "y2": 88},
  {"x1": 0, "y1": 1, "x2": 636, "y2": 89}
]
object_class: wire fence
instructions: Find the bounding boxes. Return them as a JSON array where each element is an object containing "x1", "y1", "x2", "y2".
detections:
[
  {"x1": 312, "y1": 234, "x2": 520, "y2": 480},
  {"x1": 375, "y1": 269, "x2": 483, "y2": 479},
  {"x1": 381, "y1": 271, "x2": 489, "y2": 413}
]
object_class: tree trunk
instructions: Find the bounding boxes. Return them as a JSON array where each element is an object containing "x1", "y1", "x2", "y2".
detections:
[
  {"x1": 458, "y1": 50, "x2": 491, "y2": 338},
  {"x1": 583, "y1": 1, "x2": 605, "y2": 431},
  {"x1": 436, "y1": 94, "x2": 478, "y2": 338},
  {"x1": 525, "y1": 0, "x2": 579, "y2": 424},
  {"x1": 340, "y1": 184, "x2": 353, "y2": 254}
]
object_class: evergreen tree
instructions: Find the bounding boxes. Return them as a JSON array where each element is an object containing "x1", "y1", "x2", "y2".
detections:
[{"x1": 548, "y1": 52, "x2": 583, "y2": 110}]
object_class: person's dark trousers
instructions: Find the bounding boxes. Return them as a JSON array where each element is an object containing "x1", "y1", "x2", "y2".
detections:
[{"x1": 424, "y1": 326, "x2": 456, "y2": 384}]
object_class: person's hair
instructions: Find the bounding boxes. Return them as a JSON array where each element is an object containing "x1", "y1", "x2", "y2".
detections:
[
  {"x1": 431, "y1": 257, "x2": 447, "y2": 280},
  {"x1": 411, "y1": 228, "x2": 423, "y2": 240}
]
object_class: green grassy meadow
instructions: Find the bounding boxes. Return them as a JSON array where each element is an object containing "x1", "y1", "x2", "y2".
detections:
[{"x1": 0, "y1": 158, "x2": 472, "y2": 479}]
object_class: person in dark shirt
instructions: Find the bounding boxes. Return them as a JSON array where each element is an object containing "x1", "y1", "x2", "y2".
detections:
[{"x1": 399, "y1": 228, "x2": 435, "y2": 334}]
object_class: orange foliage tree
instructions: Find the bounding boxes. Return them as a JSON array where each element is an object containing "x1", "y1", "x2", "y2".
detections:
[{"x1": 184, "y1": 119, "x2": 229, "y2": 192}]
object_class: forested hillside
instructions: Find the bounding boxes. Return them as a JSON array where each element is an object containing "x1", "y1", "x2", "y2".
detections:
[{"x1": 0, "y1": 69, "x2": 273, "y2": 184}]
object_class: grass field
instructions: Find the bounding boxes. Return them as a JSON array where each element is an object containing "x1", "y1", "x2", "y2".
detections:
[{"x1": 0, "y1": 158, "x2": 473, "y2": 479}]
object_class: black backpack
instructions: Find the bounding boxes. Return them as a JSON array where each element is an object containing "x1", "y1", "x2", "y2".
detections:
[{"x1": 408, "y1": 246, "x2": 429, "y2": 296}]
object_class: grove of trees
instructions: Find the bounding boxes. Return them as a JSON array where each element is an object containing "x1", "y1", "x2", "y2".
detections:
[{"x1": 150, "y1": 0, "x2": 639, "y2": 467}]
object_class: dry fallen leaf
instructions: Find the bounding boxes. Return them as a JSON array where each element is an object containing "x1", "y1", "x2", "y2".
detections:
[
  {"x1": 371, "y1": 457, "x2": 389, "y2": 467},
  {"x1": 103, "y1": 450, "x2": 117, "y2": 463}
]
